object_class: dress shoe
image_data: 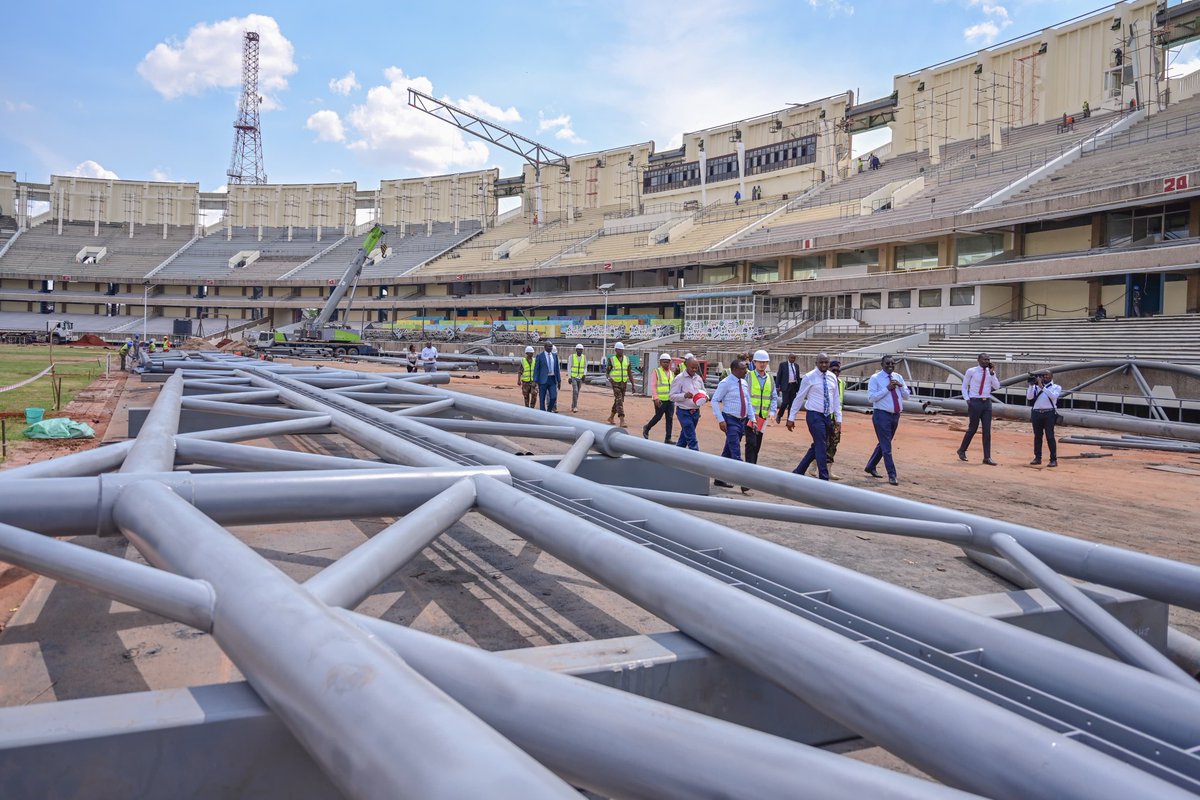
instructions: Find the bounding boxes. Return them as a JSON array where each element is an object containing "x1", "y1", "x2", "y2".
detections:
[
  {"x1": 665, "y1": 438, "x2": 676, "y2": 445},
  {"x1": 1029, "y1": 458, "x2": 1042, "y2": 465},
  {"x1": 1048, "y1": 459, "x2": 1058, "y2": 467},
  {"x1": 714, "y1": 479, "x2": 734, "y2": 488},
  {"x1": 642, "y1": 427, "x2": 650, "y2": 439},
  {"x1": 888, "y1": 477, "x2": 899, "y2": 486},
  {"x1": 864, "y1": 467, "x2": 882, "y2": 478},
  {"x1": 740, "y1": 487, "x2": 750, "y2": 495},
  {"x1": 956, "y1": 450, "x2": 968, "y2": 462},
  {"x1": 983, "y1": 459, "x2": 999, "y2": 466}
]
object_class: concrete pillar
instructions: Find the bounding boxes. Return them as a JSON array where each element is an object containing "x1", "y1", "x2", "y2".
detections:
[
  {"x1": 939, "y1": 235, "x2": 957, "y2": 268},
  {"x1": 1091, "y1": 213, "x2": 1107, "y2": 248},
  {"x1": 1088, "y1": 279, "x2": 1103, "y2": 311},
  {"x1": 1189, "y1": 198, "x2": 1200, "y2": 238},
  {"x1": 737, "y1": 261, "x2": 751, "y2": 283},
  {"x1": 779, "y1": 258, "x2": 793, "y2": 282},
  {"x1": 1012, "y1": 227, "x2": 1026, "y2": 257},
  {"x1": 876, "y1": 245, "x2": 894, "y2": 274},
  {"x1": 1186, "y1": 272, "x2": 1200, "y2": 314}
]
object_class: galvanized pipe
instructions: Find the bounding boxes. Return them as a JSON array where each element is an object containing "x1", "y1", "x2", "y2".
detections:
[
  {"x1": 554, "y1": 431, "x2": 595, "y2": 474},
  {"x1": 180, "y1": 397, "x2": 326, "y2": 420},
  {"x1": 120, "y1": 371, "x2": 184, "y2": 474},
  {"x1": 176, "y1": 415, "x2": 333, "y2": 442},
  {"x1": 0, "y1": 521, "x2": 214, "y2": 632},
  {"x1": 111, "y1": 480, "x2": 576, "y2": 800},
  {"x1": 411, "y1": 418, "x2": 583, "y2": 442},
  {"x1": 469, "y1": 477, "x2": 1191, "y2": 800},
  {"x1": 184, "y1": 389, "x2": 282, "y2": 405},
  {"x1": 305, "y1": 479, "x2": 477, "y2": 609},
  {"x1": 346, "y1": 611, "x2": 983, "y2": 800},
  {"x1": 0, "y1": 441, "x2": 134, "y2": 481},
  {"x1": 174, "y1": 438, "x2": 384, "y2": 472},
  {"x1": 392, "y1": 398, "x2": 455, "y2": 417},
  {"x1": 988, "y1": 533, "x2": 1196, "y2": 689},
  {"x1": 1128, "y1": 363, "x2": 1170, "y2": 422}
]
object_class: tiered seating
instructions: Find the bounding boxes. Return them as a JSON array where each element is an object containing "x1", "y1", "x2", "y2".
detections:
[
  {"x1": 0, "y1": 310, "x2": 180, "y2": 336},
  {"x1": 416, "y1": 211, "x2": 554, "y2": 276},
  {"x1": 287, "y1": 221, "x2": 483, "y2": 281},
  {"x1": 908, "y1": 314, "x2": 1200, "y2": 363},
  {"x1": 155, "y1": 226, "x2": 341, "y2": 281},
  {"x1": 0, "y1": 222, "x2": 193, "y2": 279},
  {"x1": 0, "y1": 214, "x2": 18, "y2": 249},
  {"x1": 1009, "y1": 96, "x2": 1200, "y2": 205}
]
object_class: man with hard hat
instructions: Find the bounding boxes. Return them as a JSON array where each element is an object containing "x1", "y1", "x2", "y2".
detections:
[
  {"x1": 642, "y1": 353, "x2": 676, "y2": 443},
  {"x1": 669, "y1": 356, "x2": 706, "y2": 450},
  {"x1": 710, "y1": 357, "x2": 753, "y2": 490},
  {"x1": 534, "y1": 340, "x2": 561, "y2": 413},
  {"x1": 605, "y1": 342, "x2": 632, "y2": 427},
  {"x1": 518, "y1": 345, "x2": 537, "y2": 408},
  {"x1": 744, "y1": 349, "x2": 779, "y2": 467},
  {"x1": 568, "y1": 344, "x2": 587, "y2": 413}
]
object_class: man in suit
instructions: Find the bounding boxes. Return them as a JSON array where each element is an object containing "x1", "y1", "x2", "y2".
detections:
[
  {"x1": 534, "y1": 340, "x2": 561, "y2": 413},
  {"x1": 775, "y1": 353, "x2": 801, "y2": 424}
]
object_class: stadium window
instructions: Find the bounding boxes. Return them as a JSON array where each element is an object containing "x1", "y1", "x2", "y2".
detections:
[
  {"x1": 956, "y1": 233, "x2": 1005, "y2": 266},
  {"x1": 949, "y1": 286, "x2": 975, "y2": 306},
  {"x1": 750, "y1": 261, "x2": 779, "y2": 283},
  {"x1": 918, "y1": 289, "x2": 943, "y2": 308},
  {"x1": 860, "y1": 292, "x2": 882, "y2": 310},
  {"x1": 896, "y1": 242, "x2": 939, "y2": 270},
  {"x1": 888, "y1": 290, "x2": 911, "y2": 309},
  {"x1": 836, "y1": 248, "x2": 879, "y2": 269}
]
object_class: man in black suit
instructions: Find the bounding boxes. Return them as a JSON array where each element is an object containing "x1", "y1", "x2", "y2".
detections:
[{"x1": 775, "y1": 353, "x2": 801, "y2": 424}]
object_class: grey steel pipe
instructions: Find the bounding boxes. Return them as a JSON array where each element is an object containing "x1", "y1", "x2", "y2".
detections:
[
  {"x1": 346, "y1": 611, "x2": 983, "y2": 800},
  {"x1": 0, "y1": 521, "x2": 214, "y2": 632},
  {"x1": 1128, "y1": 363, "x2": 1170, "y2": 422},
  {"x1": 180, "y1": 397, "x2": 326, "y2": 420},
  {"x1": 329, "y1": 381, "x2": 391, "y2": 393},
  {"x1": 176, "y1": 415, "x2": 333, "y2": 442},
  {"x1": 184, "y1": 389, "x2": 282, "y2": 404},
  {"x1": 333, "y1": 391, "x2": 436, "y2": 405},
  {"x1": 411, "y1": 417, "x2": 583, "y2": 442},
  {"x1": 181, "y1": 379, "x2": 255, "y2": 392},
  {"x1": 111, "y1": 480, "x2": 576, "y2": 800},
  {"x1": 623, "y1": 487, "x2": 975, "y2": 543},
  {"x1": 174, "y1": 438, "x2": 385, "y2": 472},
  {"x1": 305, "y1": 479, "x2": 477, "y2": 609},
  {"x1": 1059, "y1": 435, "x2": 1200, "y2": 453},
  {"x1": 120, "y1": 371, "x2": 184, "y2": 474},
  {"x1": 469, "y1": 477, "x2": 1191, "y2": 800},
  {"x1": 554, "y1": 431, "x2": 595, "y2": 473},
  {"x1": 988, "y1": 533, "x2": 1196, "y2": 689},
  {"x1": 392, "y1": 398, "x2": 456, "y2": 417},
  {"x1": 0, "y1": 441, "x2": 133, "y2": 480}
]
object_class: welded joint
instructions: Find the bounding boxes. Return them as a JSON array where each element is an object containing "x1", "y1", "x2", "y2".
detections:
[{"x1": 97, "y1": 473, "x2": 196, "y2": 537}]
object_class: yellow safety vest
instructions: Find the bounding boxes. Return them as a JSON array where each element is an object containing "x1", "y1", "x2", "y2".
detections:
[
  {"x1": 609, "y1": 355, "x2": 629, "y2": 383},
  {"x1": 521, "y1": 358, "x2": 535, "y2": 382},
  {"x1": 748, "y1": 370, "x2": 774, "y2": 418},
  {"x1": 569, "y1": 353, "x2": 587, "y2": 379},
  {"x1": 655, "y1": 367, "x2": 672, "y2": 401},
  {"x1": 837, "y1": 377, "x2": 845, "y2": 406}
]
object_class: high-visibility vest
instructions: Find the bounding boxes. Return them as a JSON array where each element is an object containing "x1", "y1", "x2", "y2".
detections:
[
  {"x1": 609, "y1": 355, "x2": 629, "y2": 383},
  {"x1": 569, "y1": 353, "x2": 587, "y2": 379},
  {"x1": 521, "y1": 358, "x2": 535, "y2": 382},
  {"x1": 837, "y1": 377, "x2": 845, "y2": 406},
  {"x1": 162, "y1": 337, "x2": 170, "y2": 351},
  {"x1": 748, "y1": 370, "x2": 774, "y2": 418},
  {"x1": 119, "y1": 344, "x2": 129, "y2": 356},
  {"x1": 654, "y1": 367, "x2": 672, "y2": 401}
]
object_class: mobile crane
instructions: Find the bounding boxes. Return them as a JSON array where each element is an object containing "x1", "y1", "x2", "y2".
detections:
[{"x1": 249, "y1": 225, "x2": 385, "y2": 357}]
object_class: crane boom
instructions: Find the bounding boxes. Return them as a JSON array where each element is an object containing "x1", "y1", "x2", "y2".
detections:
[{"x1": 304, "y1": 225, "x2": 384, "y2": 336}]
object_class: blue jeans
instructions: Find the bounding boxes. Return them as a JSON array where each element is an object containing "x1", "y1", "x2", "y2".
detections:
[
  {"x1": 866, "y1": 409, "x2": 900, "y2": 479},
  {"x1": 675, "y1": 408, "x2": 700, "y2": 450},
  {"x1": 538, "y1": 381, "x2": 558, "y2": 412},
  {"x1": 721, "y1": 414, "x2": 746, "y2": 460},
  {"x1": 794, "y1": 410, "x2": 832, "y2": 480}
]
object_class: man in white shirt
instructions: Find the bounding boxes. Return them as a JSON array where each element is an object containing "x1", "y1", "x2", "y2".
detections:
[
  {"x1": 785, "y1": 353, "x2": 842, "y2": 481},
  {"x1": 958, "y1": 352, "x2": 1001, "y2": 465},
  {"x1": 669, "y1": 357, "x2": 706, "y2": 451},
  {"x1": 1026, "y1": 368, "x2": 1062, "y2": 467},
  {"x1": 710, "y1": 358, "x2": 752, "y2": 489},
  {"x1": 864, "y1": 355, "x2": 911, "y2": 485},
  {"x1": 420, "y1": 340, "x2": 438, "y2": 373}
]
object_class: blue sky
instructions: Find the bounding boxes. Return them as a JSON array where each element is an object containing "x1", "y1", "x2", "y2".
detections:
[{"x1": 2, "y1": 1, "x2": 1194, "y2": 191}]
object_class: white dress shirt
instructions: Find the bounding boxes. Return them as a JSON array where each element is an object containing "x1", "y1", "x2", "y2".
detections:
[
  {"x1": 788, "y1": 368, "x2": 842, "y2": 423},
  {"x1": 867, "y1": 369, "x2": 911, "y2": 412},
  {"x1": 669, "y1": 371, "x2": 706, "y2": 409},
  {"x1": 711, "y1": 373, "x2": 752, "y2": 421},
  {"x1": 1027, "y1": 381, "x2": 1062, "y2": 409},
  {"x1": 420, "y1": 345, "x2": 438, "y2": 366},
  {"x1": 961, "y1": 365, "x2": 1000, "y2": 400}
]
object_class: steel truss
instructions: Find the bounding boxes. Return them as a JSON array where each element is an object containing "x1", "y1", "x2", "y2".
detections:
[{"x1": 0, "y1": 352, "x2": 1199, "y2": 799}]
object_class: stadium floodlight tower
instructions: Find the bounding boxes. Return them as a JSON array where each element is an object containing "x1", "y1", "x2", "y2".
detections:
[
  {"x1": 226, "y1": 31, "x2": 267, "y2": 185},
  {"x1": 407, "y1": 88, "x2": 567, "y2": 226}
]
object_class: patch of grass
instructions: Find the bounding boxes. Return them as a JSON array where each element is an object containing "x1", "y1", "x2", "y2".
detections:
[{"x1": 0, "y1": 344, "x2": 114, "y2": 445}]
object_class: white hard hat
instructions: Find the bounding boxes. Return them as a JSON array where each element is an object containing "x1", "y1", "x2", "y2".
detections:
[
  {"x1": 615, "y1": 342, "x2": 625, "y2": 349},
  {"x1": 753, "y1": 350, "x2": 770, "y2": 362},
  {"x1": 525, "y1": 345, "x2": 535, "y2": 353},
  {"x1": 659, "y1": 353, "x2": 672, "y2": 361},
  {"x1": 551, "y1": 345, "x2": 558, "y2": 353},
  {"x1": 576, "y1": 343, "x2": 584, "y2": 349},
  {"x1": 684, "y1": 352, "x2": 694, "y2": 359}
]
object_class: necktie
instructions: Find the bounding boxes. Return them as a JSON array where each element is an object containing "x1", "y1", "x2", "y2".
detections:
[
  {"x1": 889, "y1": 375, "x2": 900, "y2": 413},
  {"x1": 790, "y1": 364, "x2": 796, "y2": 382},
  {"x1": 823, "y1": 374, "x2": 830, "y2": 415},
  {"x1": 739, "y1": 379, "x2": 746, "y2": 417},
  {"x1": 976, "y1": 368, "x2": 986, "y2": 397}
]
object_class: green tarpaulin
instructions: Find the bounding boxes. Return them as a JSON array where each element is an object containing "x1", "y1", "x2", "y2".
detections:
[{"x1": 23, "y1": 418, "x2": 96, "y2": 439}]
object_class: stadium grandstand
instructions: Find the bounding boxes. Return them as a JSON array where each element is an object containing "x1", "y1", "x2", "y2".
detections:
[{"x1": 2, "y1": 0, "x2": 1199, "y2": 373}]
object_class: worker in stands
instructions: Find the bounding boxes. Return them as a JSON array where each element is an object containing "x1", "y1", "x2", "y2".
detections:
[
  {"x1": 162, "y1": 335, "x2": 170, "y2": 352},
  {"x1": 118, "y1": 339, "x2": 131, "y2": 371},
  {"x1": 518, "y1": 346, "x2": 537, "y2": 408},
  {"x1": 642, "y1": 353, "x2": 676, "y2": 443},
  {"x1": 744, "y1": 350, "x2": 779, "y2": 467},
  {"x1": 605, "y1": 342, "x2": 632, "y2": 427},
  {"x1": 149, "y1": 339, "x2": 157, "y2": 353},
  {"x1": 568, "y1": 344, "x2": 587, "y2": 413}
]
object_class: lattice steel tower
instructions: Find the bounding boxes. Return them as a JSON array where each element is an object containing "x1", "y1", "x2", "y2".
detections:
[{"x1": 226, "y1": 31, "x2": 267, "y2": 185}]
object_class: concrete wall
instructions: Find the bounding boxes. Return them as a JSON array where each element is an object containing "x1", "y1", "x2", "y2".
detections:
[
  {"x1": 1023, "y1": 279, "x2": 1089, "y2": 318},
  {"x1": 379, "y1": 168, "x2": 499, "y2": 228},
  {"x1": 48, "y1": 175, "x2": 200, "y2": 227},
  {"x1": 1025, "y1": 226, "x2": 1091, "y2": 256},
  {"x1": 223, "y1": 182, "x2": 357, "y2": 231}
]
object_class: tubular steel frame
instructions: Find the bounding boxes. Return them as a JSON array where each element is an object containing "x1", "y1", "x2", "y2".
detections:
[{"x1": 0, "y1": 352, "x2": 1199, "y2": 799}]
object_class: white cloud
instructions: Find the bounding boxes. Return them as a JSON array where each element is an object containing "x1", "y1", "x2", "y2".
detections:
[
  {"x1": 808, "y1": 0, "x2": 854, "y2": 16},
  {"x1": 306, "y1": 109, "x2": 346, "y2": 142},
  {"x1": 150, "y1": 168, "x2": 171, "y2": 182},
  {"x1": 344, "y1": 67, "x2": 489, "y2": 173},
  {"x1": 3, "y1": 100, "x2": 33, "y2": 113},
  {"x1": 1168, "y1": 42, "x2": 1200, "y2": 79},
  {"x1": 964, "y1": 21, "x2": 1001, "y2": 44},
  {"x1": 67, "y1": 160, "x2": 119, "y2": 180},
  {"x1": 964, "y1": 1, "x2": 1011, "y2": 45},
  {"x1": 138, "y1": 14, "x2": 297, "y2": 110},
  {"x1": 454, "y1": 94, "x2": 521, "y2": 123},
  {"x1": 538, "y1": 112, "x2": 585, "y2": 145},
  {"x1": 329, "y1": 71, "x2": 360, "y2": 96}
]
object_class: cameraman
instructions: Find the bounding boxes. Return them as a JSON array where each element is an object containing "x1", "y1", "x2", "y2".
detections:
[{"x1": 1027, "y1": 369, "x2": 1062, "y2": 467}]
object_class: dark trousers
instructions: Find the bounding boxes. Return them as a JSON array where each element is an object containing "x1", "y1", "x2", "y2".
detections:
[
  {"x1": 866, "y1": 409, "x2": 901, "y2": 479},
  {"x1": 794, "y1": 410, "x2": 832, "y2": 480},
  {"x1": 959, "y1": 398, "x2": 993, "y2": 459},
  {"x1": 676, "y1": 408, "x2": 700, "y2": 450},
  {"x1": 645, "y1": 400, "x2": 675, "y2": 440},
  {"x1": 1031, "y1": 409, "x2": 1057, "y2": 460},
  {"x1": 538, "y1": 382, "x2": 558, "y2": 412},
  {"x1": 744, "y1": 421, "x2": 765, "y2": 464},
  {"x1": 720, "y1": 414, "x2": 747, "y2": 461},
  {"x1": 777, "y1": 383, "x2": 800, "y2": 422}
]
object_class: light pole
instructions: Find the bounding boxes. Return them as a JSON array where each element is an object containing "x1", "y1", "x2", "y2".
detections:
[{"x1": 599, "y1": 282, "x2": 615, "y2": 358}]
